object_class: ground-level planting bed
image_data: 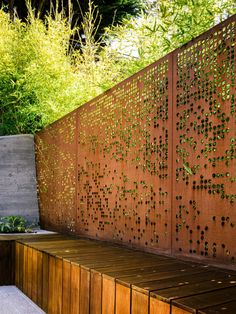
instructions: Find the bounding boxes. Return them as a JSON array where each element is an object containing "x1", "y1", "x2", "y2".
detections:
[{"x1": 11, "y1": 233, "x2": 236, "y2": 314}]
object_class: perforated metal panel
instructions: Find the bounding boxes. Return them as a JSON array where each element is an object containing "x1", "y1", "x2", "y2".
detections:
[
  {"x1": 76, "y1": 56, "x2": 172, "y2": 253},
  {"x1": 172, "y1": 16, "x2": 236, "y2": 264},
  {"x1": 35, "y1": 112, "x2": 77, "y2": 233},
  {"x1": 35, "y1": 14, "x2": 236, "y2": 266}
]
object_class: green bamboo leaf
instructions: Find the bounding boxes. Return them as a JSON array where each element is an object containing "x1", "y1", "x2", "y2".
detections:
[
  {"x1": 206, "y1": 9, "x2": 214, "y2": 16},
  {"x1": 159, "y1": 24, "x2": 167, "y2": 32},
  {"x1": 144, "y1": 25, "x2": 152, "y2": 32}
]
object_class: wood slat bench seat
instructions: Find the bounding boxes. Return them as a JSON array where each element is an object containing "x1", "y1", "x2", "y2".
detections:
[
  {"x1": 13, "y1": 234, "x2": 236, "y2": 314},
  {"x1": 0, "y1": 233, "x2": 57, "y2": 285},
  {"x1": 0, "y1": 239, "x2": 15, "y2": 285}
]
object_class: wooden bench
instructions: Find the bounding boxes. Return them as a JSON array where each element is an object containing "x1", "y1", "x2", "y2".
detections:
[
  {"x1": 0, "y1": 233, "x2": 57, "y2": 285},
  {"x1": 10, "y1": 234, "x2": 236, "y2": 314},
  {"x1": 0, "y1": 237, "x2": 15, "y2": 285}
]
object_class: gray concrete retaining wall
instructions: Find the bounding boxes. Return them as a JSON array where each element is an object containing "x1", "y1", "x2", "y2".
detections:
[{"x1": 0, "y1": 135, "x2": 39, "y2": 224}]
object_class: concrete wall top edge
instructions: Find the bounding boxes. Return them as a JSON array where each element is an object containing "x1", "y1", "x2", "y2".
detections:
[{"x1": 0, "y1": 134, "x2": 34, "y2": 140}]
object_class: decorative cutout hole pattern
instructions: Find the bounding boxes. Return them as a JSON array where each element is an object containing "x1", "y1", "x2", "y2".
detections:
[
  {"x1": 35, "y1": 15, "x2": 236, "y2": 266},
  {"x1": 35, "y1": 112, "x2": 77, "y2": 233},
  {"x1": 77, "y1": 57, "x2": 172, "y2": 253},
  {"x1": 172, "y1": 18, "x2": 236, "y2": 264}
]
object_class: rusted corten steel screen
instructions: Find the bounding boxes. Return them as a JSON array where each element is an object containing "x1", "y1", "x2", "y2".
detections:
[
  {"x1": 35, "y1": 112, "x2": 77, "y2": 233},
  {"x1": 76, "y1": 55, "x2": 172, "y2": 253},
  {"x1": 35, "y1": 14, "x2": 236, "y2": 266},
  {"x1": 172, "y1": 16, "x2": 236, "y2": 264}
]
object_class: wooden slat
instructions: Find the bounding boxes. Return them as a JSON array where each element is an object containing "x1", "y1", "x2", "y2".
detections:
[
  {"x1": 115, "y1": 283, "x2": 130, "y2": 314},
  {"x1": 171, "y1": 306, "x2": 192, "y2": 314},
  {"x1": 37, "y1": 250, "x2": 43, "y2": 308},
  {"x1": 80, "y1": 267, "x2": 90, "y2": 314},
  {"x1": 116, "y1": 263, "x2": 201, "y2": 287},
  {"x1": 104, "y1": 258, "x2": 185, "y2": 275},
  {"x1": 48, "y1": 255, "x2": 56, "y2": 314},
  {"x1": 22, "y1": 244, "x2": 28, "y2": 294},
  {"x1": 18, "y1": 242, "x2": 24, "y2": 290},
  {"x1": 132, "y1": 289, "x2": 148, "y2": 314},
  {"x1": 42, "y1": 253, "x2": 49, "y2": 313},
  {"x1": 0, "y1": 241, "x2": 14, "y2": 284},
  {"x1": 15, "y1": 242, "x2": 20, "y2": 287},
  {"x1": 62, "y1": 260, "x2": 71, "y2": 314},
  {"x1": 133, "y1": 268, "x2": 212, "y2": 293},
  {"x1": 45, "y1": 255, "x2": 62, "y2": 311},
  {"x1": 172, "y1": 286, "x2": 236, "y2": 313},
  {"x1": 11, "y1": 240, "x2": 15, "y2": 283},
  {"x1": 150, "y1": 297, "x2": 171, "y2": 314},
  {"x1": 102, "y1": 276, "x2": 115, "y2": 314},
  {"x1": 151, "y1": 272, "x2": 236, "y2": 302},
  {"x1": 55, "y1": 257, "x2": 63, "y2": 314},
  {"x1": 198, "y1": 300, "x2": 236, "y2": 314},
  {"x1": 147, "y1": 270, "x2": 236, "y2": 314},
  {"x1": 90, "y1": 270, "x2": 102, "y2": 314},
  {"x1": 27, "y1": 246, "x2": 33, "y2": 299},
  {"x1": 70, "y1": 263, "x2": 80, "y2": 314},
  {"x1": 31, "y1": 248, "x2": 38, "y2": 303}
]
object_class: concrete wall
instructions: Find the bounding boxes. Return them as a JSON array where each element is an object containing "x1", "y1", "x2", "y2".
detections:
[{"x1": 0, "y1": 135, "x2": 39, "y2": 224}]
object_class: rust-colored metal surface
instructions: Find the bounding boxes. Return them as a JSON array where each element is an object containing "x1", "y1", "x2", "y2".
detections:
[
  {"x1": 172, "y1": 15, "x2": 236, "y2": 264},
  {"x1": 76, "y1": 55, "x2": 172, "y2": 254},
  {"x1": 35, "y1": 14, "x2": 236, "y2": 266},
  {"x1": 35, "y1": 112, "x2": 77, "y2": 233}
]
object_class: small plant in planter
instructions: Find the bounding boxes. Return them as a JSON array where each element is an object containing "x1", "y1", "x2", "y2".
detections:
[{"x1": 0, "y1": 215, "x2": 29, "y2": 233}]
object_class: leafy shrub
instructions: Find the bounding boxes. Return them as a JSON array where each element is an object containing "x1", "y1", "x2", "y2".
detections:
[
  {"x1": 106, "y1": 0, "x2": 236, "y2": 74},
  {"x1": 0, "y1": 2, "x2": 124, "y2": 135},
  {"x1": 0, "y1": 0, "x2": 235, "y2": 135},
  {"x1": 0, "y1": 8, "x2": 78, "y2": 134},
  {"x1": 0, "y1": 216, "x2": 27, "y2": 233}
]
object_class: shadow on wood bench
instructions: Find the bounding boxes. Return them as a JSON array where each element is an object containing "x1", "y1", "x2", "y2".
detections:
[{"x1": 2, "y1": 233, "x2": 236, "y2": 313}]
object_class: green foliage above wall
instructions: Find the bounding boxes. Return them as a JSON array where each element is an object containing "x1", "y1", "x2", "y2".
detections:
[
  {"x1": 0, "y1": 0, "x2": 235, "y2": 135},
  {"x1": 107, "y1": 0, "x2": 236, "y2": 73},
  {"x1": 0, "y1": 9, "x2": 80, "y2": 134}
]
